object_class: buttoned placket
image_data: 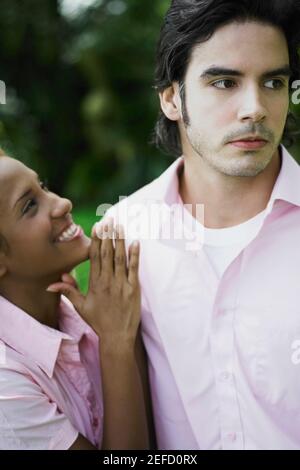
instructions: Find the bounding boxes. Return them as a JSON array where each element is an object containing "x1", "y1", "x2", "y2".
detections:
[
  {"x1": 208, "y1": 250, "x2": 245, "y2": 450},
  {"x1": 178, "y1": 205, "x2": 246, "y2": 449}
]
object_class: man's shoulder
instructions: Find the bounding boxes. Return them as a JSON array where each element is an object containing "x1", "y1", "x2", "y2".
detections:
[
  {"x1": 117, "y1": 177, "x2": 160, "y2": 207},
  {"x1": 104, "y1": 179, "x2": 159, "y2": 228},
  {"x1": 105, "y1": 157, "x2": 182, "y2": 220}
]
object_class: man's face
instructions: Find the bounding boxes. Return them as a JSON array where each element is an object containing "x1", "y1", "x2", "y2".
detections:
[
  {"x1": 178, "y1": 21, "x2": 290, "y2": 177},
  {"x1": 0, "y1": 157, "x2": 91, "y2": 283}
]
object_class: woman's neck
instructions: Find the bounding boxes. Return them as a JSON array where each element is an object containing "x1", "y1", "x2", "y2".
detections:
[{"x1": 0, "y1": 280, "x2": 61, "y2": 329}]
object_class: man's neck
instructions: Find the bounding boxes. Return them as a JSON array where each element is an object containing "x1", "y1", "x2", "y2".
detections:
[{"x1": 179, "y1": 148, "x2": 282, "y2": 229}]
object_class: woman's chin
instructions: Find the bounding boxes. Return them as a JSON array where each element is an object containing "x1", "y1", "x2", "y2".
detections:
[
  {"x1": 74, "y1": 244, "x2": 90, "y2": 265},
  {"x1": 64, "y1": 238, "x2": 91, "y2": 271}
]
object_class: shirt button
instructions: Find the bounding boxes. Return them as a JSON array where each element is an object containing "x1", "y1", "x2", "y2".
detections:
[
  {"x1": 226, "y1": 432, "x2": 237, "y2": 442},
  {"x1": 219, "y1": 372, "x2": 231, "y2": 382}
]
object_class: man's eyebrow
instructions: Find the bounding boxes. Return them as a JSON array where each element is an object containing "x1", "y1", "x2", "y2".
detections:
[
  {"x1": 200, "y1": 65, "x2": 292, "y2": 80},
  {"x1": 13, "y1": 173, "x2": 39, "y2": 209}
]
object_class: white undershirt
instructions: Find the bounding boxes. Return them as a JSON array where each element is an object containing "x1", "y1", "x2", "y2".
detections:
[{"x1": 179, "y1": 196, "x2": 266, "y2": 279}]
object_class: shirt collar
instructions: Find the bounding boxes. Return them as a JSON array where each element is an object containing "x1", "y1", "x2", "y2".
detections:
[
  {"x1": 0, "y1": 295, "x2": 90, "y2": 378},
  {"x1": 147, "y1": 146, "x2": 300, "y2": 212},
  {"x1": 265, "y1": 146, "x2": 300, "y2": 214}
]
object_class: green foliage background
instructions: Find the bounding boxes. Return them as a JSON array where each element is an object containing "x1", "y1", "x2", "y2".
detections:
[{"x1": 0, "y1": 0, "x2": 173, "y2": 208}]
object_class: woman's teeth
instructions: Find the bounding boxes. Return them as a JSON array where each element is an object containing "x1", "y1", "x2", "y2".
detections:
[{"x1": 57, "y1": 223, "x2": 79, "y2": 242}]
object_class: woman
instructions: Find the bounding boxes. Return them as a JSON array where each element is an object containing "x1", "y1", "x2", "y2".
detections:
[{"x1": 0, "y1": 152, "x2": 150, "y2": 450}]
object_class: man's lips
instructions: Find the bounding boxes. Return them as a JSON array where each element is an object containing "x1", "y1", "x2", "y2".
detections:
[{"x1": 228, "y1": 138, "x2": 268, "y2": 150}]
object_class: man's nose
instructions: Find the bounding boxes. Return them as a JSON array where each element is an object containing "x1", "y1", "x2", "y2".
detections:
[
  {"x1": 50, "y1": 194, "x2": 73, "y2": 219},
  {"x1": 237, "y1": 85, "x2": 267, "y2": 123}
]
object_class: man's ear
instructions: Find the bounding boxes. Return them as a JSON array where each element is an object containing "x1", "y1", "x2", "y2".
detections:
[{"x1": 159, "y1": 83, "x2": 182, "y2": 121}]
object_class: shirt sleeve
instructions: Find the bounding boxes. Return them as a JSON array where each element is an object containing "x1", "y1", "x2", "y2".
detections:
[{"x1": 0, "y1": 368, "x2": 79, "y2": 450}]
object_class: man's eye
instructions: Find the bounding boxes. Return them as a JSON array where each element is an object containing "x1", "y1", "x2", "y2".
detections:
[
  {"x1": 264, "y1": 79, "x2": 285, "y2": 90},
  {"x1": 212, "y1": 79, "x2": 236, "y2": 89}
]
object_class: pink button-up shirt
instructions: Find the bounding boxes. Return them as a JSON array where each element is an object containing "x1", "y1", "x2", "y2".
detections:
[
  {"x1": 106, "y1": 145, "x2": 300, "y2": 450},
  {"x1": 0, "y1": 296, "x2": 103, "y2": 449}
]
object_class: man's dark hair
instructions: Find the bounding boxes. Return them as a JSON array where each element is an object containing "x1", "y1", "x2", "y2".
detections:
[{"x1": 153, "y1": 0, "x2": 300, "y2": 156}]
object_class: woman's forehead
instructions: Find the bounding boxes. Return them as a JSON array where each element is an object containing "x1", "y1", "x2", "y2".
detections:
[
  {"x1": 0, "y1": 157, "x2": 31, "y2": 183},
  {"x1": 0, "y1": 158, "x2": 33, "y2": 210}
]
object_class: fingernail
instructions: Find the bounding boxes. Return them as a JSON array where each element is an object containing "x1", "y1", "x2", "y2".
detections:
[
  {"x1": 93, "y1": 222, "x2": 102, "y2": 238},
  {"x1": 46, "y1": 287, "x2": 58, "y2": 293}
]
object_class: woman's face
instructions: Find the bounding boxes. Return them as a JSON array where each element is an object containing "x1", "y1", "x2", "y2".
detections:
[{"x1": 0, "y1": 157, "x2": 91, "y2": 283}]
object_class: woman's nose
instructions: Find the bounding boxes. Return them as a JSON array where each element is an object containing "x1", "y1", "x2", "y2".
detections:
[{"x1": 51, "y1": 195, "x2": 73, "y2": 219}]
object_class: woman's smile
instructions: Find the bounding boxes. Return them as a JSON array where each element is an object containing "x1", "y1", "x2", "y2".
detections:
[{"x1": 54, "y1": 222, "x2": 85, "y2": 243}]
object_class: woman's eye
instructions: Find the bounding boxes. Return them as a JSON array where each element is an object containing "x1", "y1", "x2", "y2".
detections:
[
  {"x1": 21, "y1": 181, "x2": 49, "y2": 215},
  {"x1": 212, "y1": 79, "x2": 236, "y2": 89},
  {"x1": 22, "y1": 199, "x2": 37, "y2": 215},
  {"x1": 264, "y1": 79, "x2": 285, "y2": 90},
  {"x1": 40, "y1": 180, "x2": 49, "y2": 192}
]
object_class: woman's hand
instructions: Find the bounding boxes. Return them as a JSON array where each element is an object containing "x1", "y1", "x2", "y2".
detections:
[{"x1": 46, "y1": 219, "x2": 141, "y2": 350}]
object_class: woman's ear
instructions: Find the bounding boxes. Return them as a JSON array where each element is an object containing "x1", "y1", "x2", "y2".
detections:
[
  {"x1": 159, "y1": 83, "x2": 182, "y2": 121},
  {"x1": 0, "y1": 263, "x2": 7, "y2": 278},
  {"x1": 0, "y1": 252, "x2": 8, "y2": 278}
]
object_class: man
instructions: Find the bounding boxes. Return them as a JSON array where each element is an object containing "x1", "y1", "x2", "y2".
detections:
[{"x1": 103, "y1": 0, "x2": 300, "y2": 449}]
